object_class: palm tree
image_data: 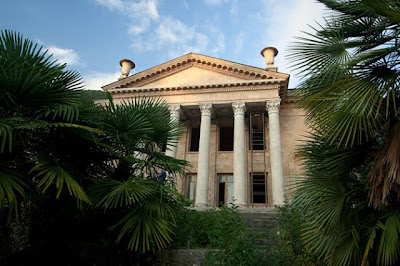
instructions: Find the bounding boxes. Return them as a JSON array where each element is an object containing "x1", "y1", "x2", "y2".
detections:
[
  {"x1": 0, "y1": 30, "x2": 91, "y2": 221},
  {"x1": 90, "y1": 96, "x2": 189, "y2": 251},
  {"x1": 288, "y1": 0, "x2": 400, "y2": 265},
  {"x1": 0, "y1": 30, "x2": 188, "y2": 261}
]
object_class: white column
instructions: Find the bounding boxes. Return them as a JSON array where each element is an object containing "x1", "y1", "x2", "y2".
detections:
[
  {"x1": 266, "y1": 100, "x2": 285, "y2": 206},
  {"x1": 232, "y1": 102, "x2": 247, "y2": 207},
  {"x1": 165, "y1": 105, "x2": 181, "y2": 158},
  {"x1": 195, "y1": 103, "x2": 212, "y2": 207}
]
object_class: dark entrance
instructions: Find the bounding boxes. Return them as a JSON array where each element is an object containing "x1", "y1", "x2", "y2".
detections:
[
  {"x1": 251, "y1": 173, "x2": 267, "y2": 204},
  {"x1": 218, "y1": 182, "x2": 225, "y2": 207}
]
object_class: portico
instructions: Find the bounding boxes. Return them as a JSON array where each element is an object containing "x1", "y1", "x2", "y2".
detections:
[{"x1": 102, "y1": 48, "x2": 308, "y2": 208}]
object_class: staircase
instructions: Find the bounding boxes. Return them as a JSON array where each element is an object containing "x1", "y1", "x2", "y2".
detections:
[{"x1": 241, "y1": 210, "x2": 279, "y2": 248}]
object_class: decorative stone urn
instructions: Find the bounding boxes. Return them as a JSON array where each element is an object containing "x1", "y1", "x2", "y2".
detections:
[{"x1": 119, "y1": 59, "x2": 135, "y2": 80}]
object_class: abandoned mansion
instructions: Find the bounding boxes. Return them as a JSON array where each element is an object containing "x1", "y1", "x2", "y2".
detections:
[{"x1": 101, "y1": 47, "x2": 308, "y2": 208}]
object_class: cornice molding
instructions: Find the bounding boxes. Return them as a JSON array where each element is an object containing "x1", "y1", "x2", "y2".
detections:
[
  {"x1": 111, "y1": 85, "x2": 281, "y2": 99},
  {"x1": 110, "y1": 80, "x2": 283, "y2": 98}
]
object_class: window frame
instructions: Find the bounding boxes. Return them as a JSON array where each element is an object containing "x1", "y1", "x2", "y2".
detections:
[
  {"x1": 185, "y1": 173, "x2": 197, "y2": 201},
  {"x1": 217, "y1": 173, "x2": 234, "y2": 207}
]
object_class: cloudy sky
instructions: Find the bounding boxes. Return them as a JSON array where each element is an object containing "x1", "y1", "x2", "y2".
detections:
[{"x1": 1, "y1": 0, "x2": 325, "y2": 90}]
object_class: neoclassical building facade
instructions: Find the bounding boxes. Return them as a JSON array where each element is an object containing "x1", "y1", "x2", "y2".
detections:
[{"x1": 102, "y1": 47, "x2": 308, "y2": 208}]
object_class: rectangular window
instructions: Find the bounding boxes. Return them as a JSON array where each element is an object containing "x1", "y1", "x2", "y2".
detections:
[
  {"x1": 219, "y1": 126, "x2": 234, "y2": 151},
  {"x1": 250, "y1": 173, "x2": 267, "y2": 204},
  {"x1": 189, "y1": 126, "x2": 200, "y2": 152},
  {"x1": 249, "y1": 114, "x2": 265, "y2": 150},
  {"x1": 218, "y1": 174, "x2": 234, "y2": 207},
  {"x1": 185, "y1": 174, "x2": 196, "y2": 201}
]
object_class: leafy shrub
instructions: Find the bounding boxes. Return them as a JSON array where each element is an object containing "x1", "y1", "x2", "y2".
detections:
[
  {"x1": 171, "y1": 205, "x2": 265, "y2": 265},
  {"x1": 267, "y1": 204, "x2": 323, "y2": 266},
  {"x1": 171, "y1": 205, "x2": 245, "y2": 249}
]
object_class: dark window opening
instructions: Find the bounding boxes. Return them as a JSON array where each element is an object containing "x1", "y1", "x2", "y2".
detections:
[
  {"x1": 251, "y1": 174, "x2": 267, "y2": 204},
  {"x1": 189, "y1": 126, "x2": 200, "y2": 152},
  {"x1": 249, "y1": 114, "x2": 265, "y2": 150},
  {"x1": 218, "y1": 182, "x2": 225, "y2": 207},
  {"x1": 219, "y1": 126, "x2": 234, "y2": 151}
]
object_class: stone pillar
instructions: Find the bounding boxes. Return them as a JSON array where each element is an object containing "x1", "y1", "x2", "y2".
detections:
[
  {"x1": 165, "y1": 105, "x2": 181, "y2": 158},
  {"x1": 232, "y1": 102, "x2": 247, "y2": 207},
  {"x1": 266, "y1": 100, "x2": 285, "y2": 206},
  {"x1": 195, "y1": 103, "x2": 212, "y2": 207}
]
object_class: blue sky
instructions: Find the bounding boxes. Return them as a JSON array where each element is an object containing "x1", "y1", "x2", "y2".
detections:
[{"x1": 1, "y1": 0, "x2": 325, "y2": 90}]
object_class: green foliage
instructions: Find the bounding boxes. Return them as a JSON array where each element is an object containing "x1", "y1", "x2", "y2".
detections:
[
  {"x1": 0, "y1": 29, "x2": 189, "y2": 264},
  {"x1": 80, "y1": 90, "x2": 108, "y2": 101},
  {"x1": 204, "y1": 234, "x2": 263, "y2": 266},
  {"x1": 171, "y1": 206, "x2": 264, "y2": 266},
  {"x1": 267, "y1": 204, "x2": 323, "y2": 266},
  {"x1": 291, "y1": 132, "x2": 400, "y2": 265},
  {"x1": 171, "y1": 206, "x2": 245, "y2": 249},
  {"x1": 288, "y1": 1, "x2": 400, "y2": 265}
]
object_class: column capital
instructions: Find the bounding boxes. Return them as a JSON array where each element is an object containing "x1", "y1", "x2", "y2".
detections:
[
  {"x1": 168, "y1": 105, "x2": 181, "y2": 118},
  {"x1": 232, "y1": 102, "x2": 246, "y2": 115},
  {"x1": 266, "y1": 99, "x2": 281, "y2": 114},
  {"x1": 199, "y1": 103, "x2": 212, "y2": 117}
]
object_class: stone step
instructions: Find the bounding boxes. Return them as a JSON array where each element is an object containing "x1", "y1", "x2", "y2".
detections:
[{"x1": 240, "y1": 211, "x2": 279, "y2": 249}]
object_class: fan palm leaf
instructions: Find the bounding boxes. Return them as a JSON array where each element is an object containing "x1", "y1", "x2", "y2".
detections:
[{"x1": 29, "y1": 159, "x2": 89, "y2": 202}]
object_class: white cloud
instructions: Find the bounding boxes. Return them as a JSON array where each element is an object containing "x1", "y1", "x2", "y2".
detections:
[
  {"x1": 211, "y1": 32, "x2": 225, "y2": 55},
  {"x1": 156, "y1": 17, "x2": 195, "y2": 43},
  {"x1": 96, "y1": 0, "x2": 226, "y2": 61},
  {"x1": 94, "y1": 0, "x2": 123, "y2": 11},
  {"x1": 230, "y1": 0, "x2": 238, "y2": 15},
  {"x1": 95, "y1": 0, "x2": 160, "y2": 35},
  {"x1": 258, "y1": 0, "x2": 325, "y2": 87},
  {"x1": 47, "y1": 45, "x2": 82, "y2": 66},
  {"x1": 204, "y1": 0, "x2": 229, "y2": 6},
  {"x1": 83, "y1": 72, "x2": 121, "y2": 90}
]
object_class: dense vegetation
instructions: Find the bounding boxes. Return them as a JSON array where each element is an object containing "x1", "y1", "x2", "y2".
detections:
[
  {"x1": 288, "y1": 0, "x2": 400, "y2": 265},
  {"x1": 0, "y1": 30, "x2": 188, "y2": 265},
  {"x1": 80, "y1": 89, "x2": 108, "y2": 100}
]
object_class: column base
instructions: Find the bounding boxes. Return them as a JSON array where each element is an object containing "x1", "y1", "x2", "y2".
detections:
[{"x1": 192, "y1": 204, "x2": 208, "y2": 212}]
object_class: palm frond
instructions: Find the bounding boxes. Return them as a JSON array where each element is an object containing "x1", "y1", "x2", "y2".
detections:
[
  {"x1": 0, "y1": 117, "x2": 22, "y2": 153},
  {"x1": 29, "y1": 159, "x2": 89, "y2": 202},
  {"x1": 377, "y1": 212, "x2": 400, "y2": 266},
  {"x1": 0, "y1": 30, "x2": 82, "y2": 110},
  {"x1": 112, "y1": 180, "x2": 180, "y2": 251},
  {"x1": 92, "y1": 178, "x2": 153, "y2": 210},
  {"x1": 0, "y1": 168, "x2": 28, "y2": 221}
]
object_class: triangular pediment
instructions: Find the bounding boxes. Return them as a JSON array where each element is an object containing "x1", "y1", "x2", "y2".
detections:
[
  {"x1": 139, "y1": 66, "x2": 247, "y2": 88},
  {"x1": 102, "y1": 53, "x2": 289, "y2": 91}
]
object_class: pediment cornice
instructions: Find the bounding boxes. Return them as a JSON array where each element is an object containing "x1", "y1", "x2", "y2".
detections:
[{"x1": 102, "y1": 53, "x2": 289, "y2": 91}]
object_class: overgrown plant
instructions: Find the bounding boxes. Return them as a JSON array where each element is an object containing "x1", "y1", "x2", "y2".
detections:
[
  {"x1": 0, "y1": 30, "x2": 188, "y2": 264},
  {"x1": 288, "y1": 1, "x2": 400, "y2": 264},
  {"x1": 171, "y1": 206, "x2": 264, "y2": 266},
  {"x1": 267, "y1": 204, "x2": 323, "y2": 266}
]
